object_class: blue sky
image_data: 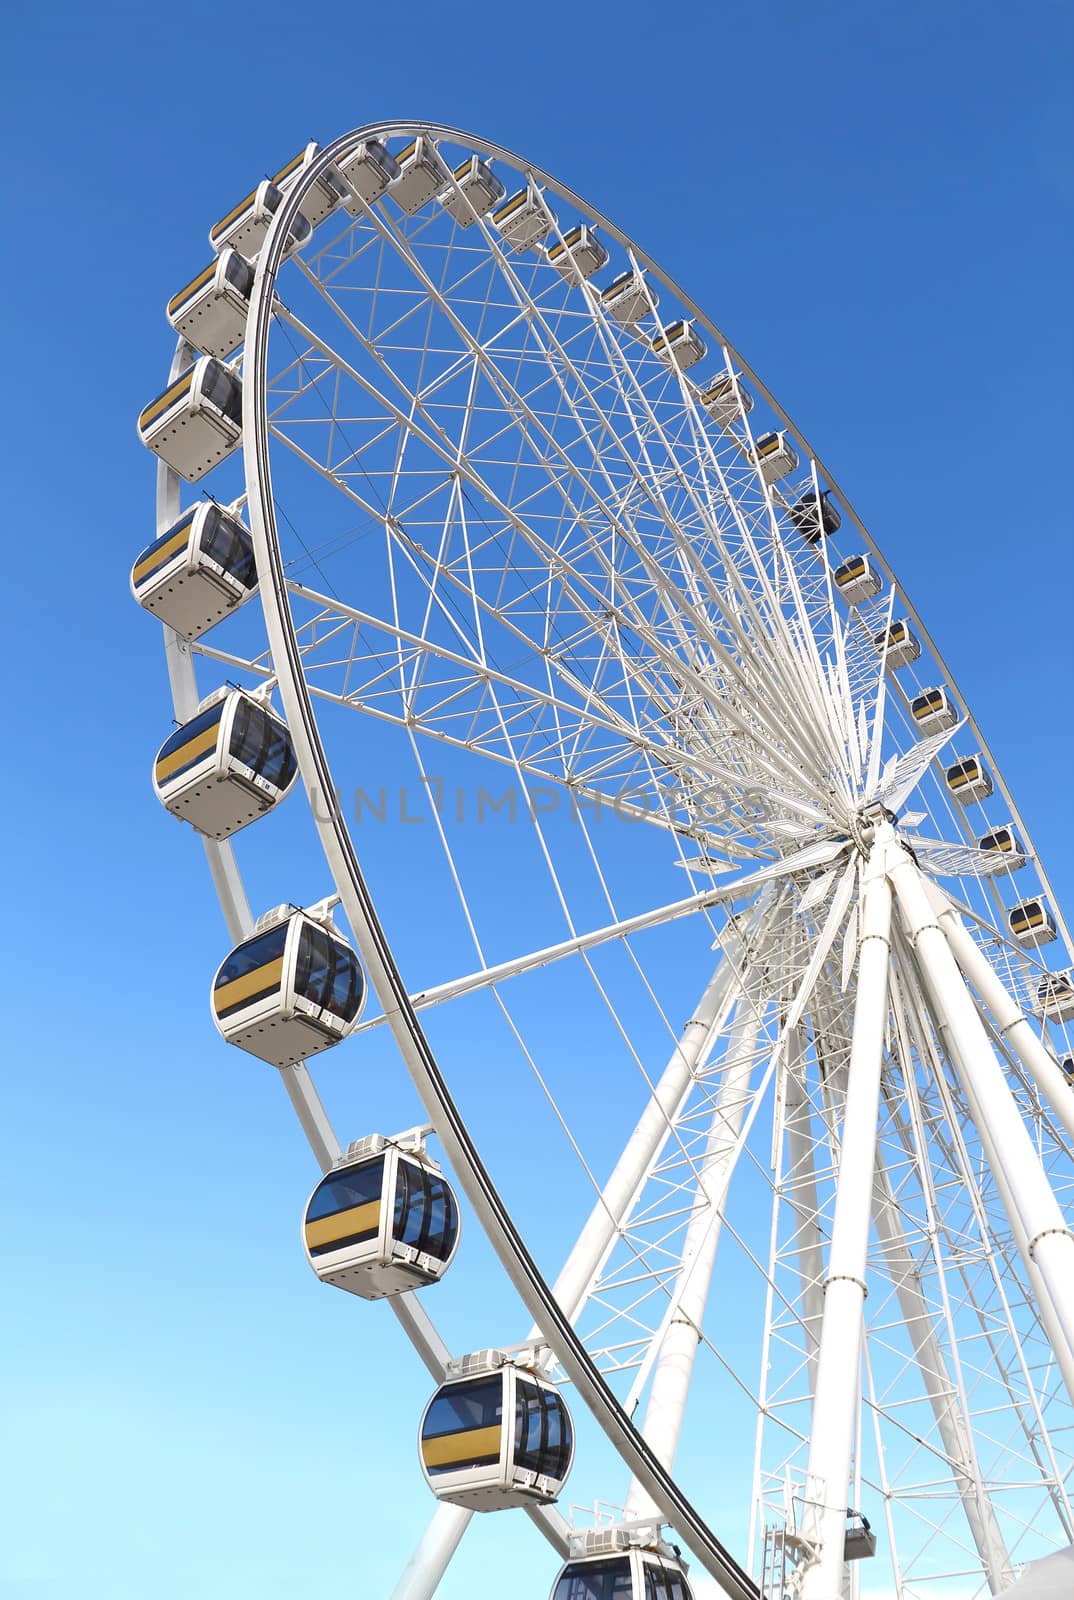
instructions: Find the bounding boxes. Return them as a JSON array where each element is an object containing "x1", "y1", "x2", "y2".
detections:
[{"x1": 3, "y1": 4, "x2": 1072, "y2": 1598}]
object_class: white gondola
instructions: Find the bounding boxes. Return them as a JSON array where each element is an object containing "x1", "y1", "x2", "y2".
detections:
[
  {"x1": 419, "y1": 1354, "x2": 573, "y2": 1510},
  {"x1": 698, "y1": 371, "x2": 753, "y2": 427},
  {"x1": 1008, "y1": 898, "x2": 1057, "y2": 949},
  {"x1": 945, "y1": 753, "x2": 993, "y2": 805},
  {"x1": 600, "y1": 269, "x2": 654, "y2": 326},
  {"x1": 551, "y1": 1532, "x2": 692, "y2": 1600},
  {"x1": 208, "y1": 178, "x2": 312, "y2": 259},
  {"x1": 493, "y1": 184, "x2": 554, "y2": 252},
  {"x1": 910, "y1": 686, "x2": 959, "y2": 734},
  {"x1": 546, "y1": 224, "x2": 609, "y2": 285},
  {"x1": 752, "y1": 430, "x2": 799, "y2": 485},
  {"x1": 1037, "y1": 971, "x2": 1074, "y2": 1024},
  {"x1": 303, "y1": 1135, "x2": 460, "y2": 1298},
  {"x1": 153, "y1": 686, "x2": 298, "y2": 839},
  {"x1": 211, "y1": 904, "x2": 366, "y2": 1066},
  {"x1": 166, "y1": 249, "x2": 254, "y2": 359},
  {"x1": 137, "y1": 357, "x2": 243, "y2": 482},
  {"x1": 873, "y1": 619, "x2": 920, "y2": 670},
  {"x1": 131, "y1": 501, "x2": 256, "y2": 639},
  {"x1": 390, "y1": 136, "x2": 451, "y2": 215},
  {"x1": 441, "y1": 155, "x2": 505, "y2": 225},
  {"x1": 788, "y1": 488, "x2": 841, "y2": 541},
  {"x1": 977, "y1": 824, "x2": 1025, "y2": 870},
  {"x1": 651, "y1": 320, "x2": 706, "y2": 371},
  {"x1": 833, "y1": 552, "x2": 882, "y2": 605},
  {"x1": 272, "y1": 142, "x2": 348, "y2": 229},
  {"x1": 338, "y1": 138, "x2": 400, "y2": 212}
]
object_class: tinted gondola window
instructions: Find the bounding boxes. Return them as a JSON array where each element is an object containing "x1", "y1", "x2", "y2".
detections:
[
  {"x1": 643, "y1": 1564, "x2": 689, "y2": 1600},
  {"x1": 201, "y1": 361, "x2": 243, "y2": 425},
  {"x1": 423, "y1": 1378, "x2": 503, "y2": 1474},
  {"x1": 393, "y1": 1160, "x2": 458, "y2": 1261},
  {"x1": 199, "y1": 508, "x2": 257, "y2": 590},
  {"x1": 294, "y1": 924, "x2": 364, "y2": 1022},
  {"x1": 156, "y1": 699, "x2": 226, "y2": 781},
  {"x1": 306, "y1": 1157, "x2": 385, "y2": 1255},
  {"x1": 214, "y1": 922, "x2": 289, "y2": 994},
  {"x1": 224, "y1": 250, "x2": 255, "y2": 299},
  {"x1": 228, "y1": 699, "x2": 297, "y2": 790},
  {"x1": 553, "y1": 1558, "x2": 635, "y2": 1600},
  {"x1": 133, "y1": 510, "x2": 197, "y2": 589},
  {"x1": 514, "y1": 1380, "x2": 571, "y2": 1478}
]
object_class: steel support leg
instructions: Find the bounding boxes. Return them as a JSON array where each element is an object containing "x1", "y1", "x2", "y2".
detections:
[
  {"x1": 889, "y1": 848, "x2": 1074, "y2": 1393},
  {"x1": 623, "y1": 1006, "x2": 763, "y2": 1518},
  {"x1": 800, "y1": 834, "x2": 894, "y2": 1600}
]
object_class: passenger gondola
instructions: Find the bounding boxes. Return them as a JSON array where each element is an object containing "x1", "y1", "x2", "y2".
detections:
[
  {"x1": 752, "y1": 430, "x2": 799, "y2": 485},
  {"x1": 1037, "y1": 971, "x2": 1074, "y2": 1023},
  {"x1": 137, "y1": 357, "x2": 243, "y2": 482},
  {"x1": 600, "y1": 269, "x2": 654, "y2": 326},
  {"x1": 788, "y1": 489, "x2": 841, "y2": 542},
  {"x1": 1062, "y1": 1057, "x2": 1074, "y2": 1085},
  {"x1": 1008, "y1": 897, "x2": 1057, "y2": 948},
  {"x1": 131, "y1": 501, "x2": 257, "y2": 639},
  {"x1": 441, "y1": 155, "x2": 506, "y2": 225},
  {"x1": 303, "y1": 1135, "x2": 460, "y2": 1297},
  {"x1": 698, "y1": 371, "x2": 753, "y2": 427},
  {"x1": 551, "y1": 1542, "x2": 693, "y2": 1600},
  {"x1": 211, "y1": 904, "x2": 366, "y2": 1065},
  {"x1": 977, "y1": 824, "x2": 1025, "y2": 869},
  {"x1": 833, "y1": 553, "x2": 882, "y2": 605},
  {"x1": 338, "y1": 138, "x2": 400, "y2": 211},
  {"x1": 493, "y1": 183, "x2": 554, "y2": 251},
  {"x1": 209, "y1": 178, "x2": 312, "y2": 259},
  {"x1": 419, "y1": 1357, "x2": 574, "y2": 1509},
  {"x1": 873, "y1": 619, "x2": 920, "y2": 669},
  {"x1": 910, "y1": 686, "x2": 959, "y2": 734},
  {"x1": 546, "y1": 224, "x2": 609, "y2": 284},
  {"x1": 390, "y1": 136, "x2": 451, "y2": 215},
  {"x1": 153, "y1": 687, "x2": 298, "y2": 839},
  {"x1": 945, "y1": 754, "x2": 993, "y2": 805},
  {"x1": 272, "y1": 142, "x2": 349, "y2": 229},
  {"x1": 166, "y1": 250, "x2": 254, "y2": 359},
  {"x1": 651, "y1": 320, "x2": 706, "y2": 371}
]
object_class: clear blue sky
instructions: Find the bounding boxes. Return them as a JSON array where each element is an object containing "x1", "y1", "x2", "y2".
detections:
[{"x1": 3, "y1": 5, "x2": 1072, "y2": 1598}]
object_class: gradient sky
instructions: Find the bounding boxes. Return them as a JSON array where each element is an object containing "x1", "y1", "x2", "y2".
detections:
[{"x1": 3, "y1": 5, "x2": 1072, "y2": 1598}]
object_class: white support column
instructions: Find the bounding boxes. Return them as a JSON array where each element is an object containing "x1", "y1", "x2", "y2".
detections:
[
  {"x1": 623, "y1": 1006, "x2": 763, "y2": 1518},
  {"x1": 889, "y1": 848, "x2": 1074, "y2": 1392},
  {"x1": 800, "y1": 833, "x2": 894, "y2": 1600},
  {"x1": 928, "y1": 887, "x2": 1074, "y2": 1145},
  {"x1": 870, "y1": 1156, "x2": 1013, "y2": 1591},
  {"x1": 391, "y1": 1502, "x2": 473, "y2": 1600},
  {"x1": 784, "y1": 1024, "x2": 825, "y2": 1393},
  {"x1": 538, "y1": 905, "x2": 771, "y2": 1329}
]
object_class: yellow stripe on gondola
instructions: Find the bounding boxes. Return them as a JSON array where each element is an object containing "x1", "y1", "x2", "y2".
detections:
[
  {"x1": 213, "y1": 955, "x2": 285, "y2": 1014},
  {"x1": 139, "y1": 371, "x2": 195, "y2": 432},
  {"x1": 421, "y1": 1424, "x2": 503, "y2": 1470},
  {"x1": 168, "y1": 261, "x2": 219, "y2": 317},
  {"x1": 133, "y1": 523, "x2": 194, "y2": 585},
  {"x1": 1013, "y1": 906, "x2": 1043, "y2": 927},
  {"x1": 273, "y1": 151, "x2": 307, "y2": 185},
  {"x1": 155, "y1": 723, "x2": 220, "y2": 784},
  {"x1": 211, "y1": 188, "x2": 259, "y2": 242},
  {"x1": 304, "y1": 1200, "x2": 380, "y2": 1250},
  {"x1": 396, "y1": 140, "x2": 419, "y2": 163},
  {"x1": 494, "y1": 192, "x2": 529, "y2": 223}
]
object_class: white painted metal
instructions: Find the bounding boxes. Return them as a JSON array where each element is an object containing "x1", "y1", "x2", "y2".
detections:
[
  {"x1": 888, "y1": 848, "x2": 1074, "y2": 1395},
  {"x1": 800, "y1": 832, "x2": 894, "y2": 1600}
]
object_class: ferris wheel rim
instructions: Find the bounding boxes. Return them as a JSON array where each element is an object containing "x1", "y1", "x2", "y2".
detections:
[{"x1": 237, "y1": 122, "x2": 765, "y2": 1600}]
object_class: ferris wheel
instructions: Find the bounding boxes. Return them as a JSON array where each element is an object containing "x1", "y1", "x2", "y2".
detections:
[{"x1": 134, "y1": 122, "x2": 1074, "y2": 1600}]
